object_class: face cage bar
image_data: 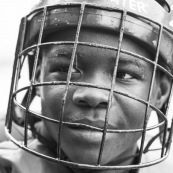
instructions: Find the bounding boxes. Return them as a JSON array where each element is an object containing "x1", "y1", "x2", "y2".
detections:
[{"x1": 5, "y1": 3, "x2": 173, "y2": 171}]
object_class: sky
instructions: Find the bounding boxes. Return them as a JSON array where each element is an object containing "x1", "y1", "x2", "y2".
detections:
[{"x1": 0, "y1": 1, "x2": 173, "y2": 124}]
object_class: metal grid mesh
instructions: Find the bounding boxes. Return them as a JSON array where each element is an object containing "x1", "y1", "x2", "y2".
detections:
[{"x1": 5, "y1": 2, "x2": 173, "y2": 171}]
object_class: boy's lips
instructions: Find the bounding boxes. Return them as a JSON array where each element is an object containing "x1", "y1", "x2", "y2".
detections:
[
  {"x1": 65, "y1": 118, "x2": 117, "y2": 130},
  {"x1": 63, "y1": 118, "x2": 117, "y2": 144}
]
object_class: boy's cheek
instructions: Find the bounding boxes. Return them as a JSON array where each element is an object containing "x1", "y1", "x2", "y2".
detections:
[
  {"x1": 41, "y1": 86, "x2": 65, "y2": 118},
  {"x1": 111, "y1": 94, "x2": 147, "y2": 127},
  {"x1": 40, "y1": 85, "x2": 75, "y2": 119}
]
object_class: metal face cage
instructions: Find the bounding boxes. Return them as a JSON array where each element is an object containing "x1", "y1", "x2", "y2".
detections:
[{"x1": 5, "y1": 2, "x2": 173, "y2": 171}]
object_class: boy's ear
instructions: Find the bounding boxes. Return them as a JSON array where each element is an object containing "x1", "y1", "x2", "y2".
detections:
[
  {"x1": 35, "y1": 63, "x2": 41, "y2": 97},
  {"x1": 154, "y1": 75, "x2": 171, "y2": 109}
]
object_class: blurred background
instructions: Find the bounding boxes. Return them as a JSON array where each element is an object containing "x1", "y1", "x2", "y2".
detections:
[{"x1": 0, "y1": 0, "x2": 38, "y2": 116}]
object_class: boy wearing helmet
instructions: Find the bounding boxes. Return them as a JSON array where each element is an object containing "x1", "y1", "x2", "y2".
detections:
[{"x1": 0, "y1": 0, "x2": 173, "y2": 173}]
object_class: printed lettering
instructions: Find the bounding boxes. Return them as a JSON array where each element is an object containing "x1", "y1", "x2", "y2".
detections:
[
  {"x1": 129, "y1": 0, "x2": 137, "y2": 12},
  {"x1": 122, "y1": 0, "x2": 126, "y2": 7},
  {"x1": 110, "y1": 0, "x2": 148, "y2": 14},
  {"x1": 137, "y1": 1, "x2": 148, "y2": 14},
  {"x1": 110, "y1": 0, "x2": 120, "y2": 5}
]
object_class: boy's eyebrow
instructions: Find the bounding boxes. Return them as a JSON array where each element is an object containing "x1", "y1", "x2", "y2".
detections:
[
  {"x1": 47, "y1": 50, "x2": 80, "y2": 66},
  {"x1": 45, "y1": 45, "x2": 73, "y2": 59},
  {"x1": 118, "y1": 56, "x2": 148, "y2": 68},
  {"x1": 47, "y1": 51, "x2": 72, "y2": 63},
  {"x1": 46, "y1": 46, "x2": 150, "y2": 69}
]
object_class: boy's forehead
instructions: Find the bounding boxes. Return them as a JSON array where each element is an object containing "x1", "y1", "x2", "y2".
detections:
[
  {"x1": 43, "y1": 28, "x2": 120, "y2": 46},
  {"x1": 42, "y1": 28, "x2": 153, "y2": 60}
]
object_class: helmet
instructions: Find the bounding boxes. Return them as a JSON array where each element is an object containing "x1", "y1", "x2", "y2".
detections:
[{"x1": 5, "y1": 0, "x2": 173, "y2": 171}]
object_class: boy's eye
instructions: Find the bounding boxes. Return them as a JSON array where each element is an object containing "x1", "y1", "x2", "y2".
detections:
[
  {"x1": 49, "y1": 63, "x2": 81, "y2": 80},
  {"x1": 57, "y1": 65, "x2": 69, "y2": 73},
  {"x1": 117, "y1": 72, "x2": 134, "y2": 80},
  {"x1": 56, "y1": 64, "x2": 80, "y2": 74}
]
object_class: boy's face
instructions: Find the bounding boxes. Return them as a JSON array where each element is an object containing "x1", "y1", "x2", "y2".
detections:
[{"x1": 38, "y1": 28, "x2": 159, "y2": 165}]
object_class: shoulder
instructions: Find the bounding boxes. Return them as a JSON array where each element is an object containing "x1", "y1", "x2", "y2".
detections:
[
  {"x1": 0, "y1": 165, "x2": 10, "y2": 173},
  {"x1": 0, "y1": 140, "x2": 18, "y2": 173},
  {"x1": 0, "y1": 139, "x2": 70, "y2": 173},
  {"x1": 0, "y1": 120, "x2": 70, "y2": 173}
]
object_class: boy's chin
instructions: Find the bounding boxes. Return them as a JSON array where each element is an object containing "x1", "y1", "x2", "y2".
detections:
[
  {"x1": 59, "y1": 143, "x2": 136, "y2": 167},
  {"x1": 60, "y1": 147, "x2": 116, "y2": 166},
  {"x1": 62, "y1": 152, "x2": 134, "y2": 170}
]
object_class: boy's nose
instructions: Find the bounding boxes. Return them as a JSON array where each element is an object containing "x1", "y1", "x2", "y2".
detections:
[{"x1": 72, "y1": 87, "x2": 109, "y2": 108}]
